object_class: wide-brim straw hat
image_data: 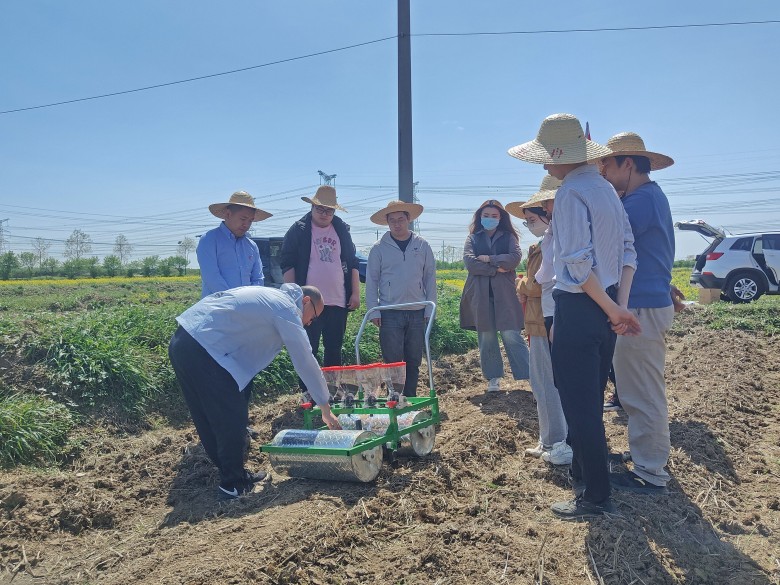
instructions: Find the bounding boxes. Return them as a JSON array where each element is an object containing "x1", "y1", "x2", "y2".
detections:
[
  {"x1": 505, "y1": 175, "x2": 562, "y2": 218},
  {"x1": 598, "y1": 132, "x2": 674, "y2": 170},
  {"x1": 507, "y1": 113, "x2": 612, "y2": 165},
  {"x1": 301, "y1": 185, "x2": 347, "y2": 212},
  {"x1": 370, "y1": 200, "x2": 424, "y2": 226},
  {"x1": 209, "y1": 191, "x2": 272, "y2": 221}
]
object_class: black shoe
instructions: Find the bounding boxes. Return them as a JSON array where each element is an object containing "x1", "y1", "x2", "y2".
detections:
[
  {"x1": 608, "y1": 451, "x2": 632, "y2": 464},
  {"x1": 244, "y1": 469, "x2": 269, "y2": 484},
  {"x1": 551, "y1": 497, "x2": 615, "y2": 520},
  {"x1": 217, "y1": 481, "x2": 252, "y2": 500},
  {"x1": 603, "y1": 395, "x2": 622, "y2": 412},
  {"x1": 610, "y1": 471, "x2": 668, "y2": 494}
]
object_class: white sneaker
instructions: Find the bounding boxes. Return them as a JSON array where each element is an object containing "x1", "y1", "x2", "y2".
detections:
[
  {"x1": 524, "y1": 441, "x2": 549, "y2": 458},
  {"x1": 486, "y1": 378, "x2": 501, "y2": 392},
  {"x1": 541, "y1": 441, "x2": 573, "y2": 466}
]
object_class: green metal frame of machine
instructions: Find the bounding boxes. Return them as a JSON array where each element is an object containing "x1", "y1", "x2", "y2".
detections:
[{"x1": 261, "y1": 301, "x2": 439, "y2": 477}]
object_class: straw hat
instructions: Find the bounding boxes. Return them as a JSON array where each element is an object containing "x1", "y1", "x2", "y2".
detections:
[
  {"x1": 209, "y1": 191, "x2": 272, "y2": 221},
  {"x1": 370, "y1": 200, "x2": 424, "y2": 226},
  {"x1": 507, "y1": 113, "x2": 611, "y2": 165},
  {"x1": 301, "y1": 185, "x2": 347, "y2": 212},
  {"x1": 599, "y1": 132, "x2": 674, "y2": 170},
  {"x1": 505, "y1": 175, "x2": 562, "y2": 218}
]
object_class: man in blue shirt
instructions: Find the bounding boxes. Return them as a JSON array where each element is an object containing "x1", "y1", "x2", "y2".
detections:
[
  {"x1": 196, "y1": 191, "x2": 272, "y2": 298},
  {"x1": 599, "y1": 132, "x2": 681, "y2": 494},
  {"x1": 168, "y1": 284, "x2": 341, "y2": 499},
  {"x1": 508, "y1": 113, "x2": 640, "y2": 520}
]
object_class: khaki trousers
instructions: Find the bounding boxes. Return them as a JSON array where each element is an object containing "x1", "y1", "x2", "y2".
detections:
[{"x1": 613, "y1": 305, "x2": 675, "y2": 486}]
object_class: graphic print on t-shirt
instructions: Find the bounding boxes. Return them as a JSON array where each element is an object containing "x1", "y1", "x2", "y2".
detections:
[{"x1": 315, "y1": 235, "x2": 338, "y2": 263}]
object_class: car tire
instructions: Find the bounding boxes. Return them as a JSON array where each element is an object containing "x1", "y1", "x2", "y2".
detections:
[{"x1": 724, "y1": 272, "x2": 765, "y2": 303}]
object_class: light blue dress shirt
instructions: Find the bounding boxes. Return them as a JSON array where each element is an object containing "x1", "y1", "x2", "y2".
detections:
[
  {"x1": 175, "y1": 284, "x2": 329, "y2": 406},
  {"x1": 196, "y1": 222, "x2": 263, "y2": 298},
  {"x1": 552, "y1": 164, "x2": 637, "y2": 294}
]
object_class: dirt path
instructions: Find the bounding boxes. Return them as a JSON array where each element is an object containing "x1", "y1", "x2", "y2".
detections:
[{"x1": 2, "y1": 311, "x2": 779, "y2": 584}]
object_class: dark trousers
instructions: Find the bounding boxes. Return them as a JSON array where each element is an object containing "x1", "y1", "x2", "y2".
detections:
[
  {"x1": 168, "y1": 326, "x2": 251, "y2": 488},
  {"x1": 551, "y1": 290, "x2": 616, "y2": 504},
  {"x1": 301, "y1": 305, "x2": 349, "y2": 391},
  {"x1": 379, "y1": 309, "x2": 425, "y2": 396}
]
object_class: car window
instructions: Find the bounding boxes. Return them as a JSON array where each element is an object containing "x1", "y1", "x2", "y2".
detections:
[
  {"x1": 763, "y1": 234, "x2": 780, "y2": 250},
  {"x1": 753, "y1": 238, "x2": 763, "y2": 254},
  {"x1": 729, "y1": 237, "x2": 753, "y2": 251}
]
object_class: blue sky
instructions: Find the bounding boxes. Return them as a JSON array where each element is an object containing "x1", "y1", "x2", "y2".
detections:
[{"x1": 1, "y1": 1, "x2": 779, "y2": 265}]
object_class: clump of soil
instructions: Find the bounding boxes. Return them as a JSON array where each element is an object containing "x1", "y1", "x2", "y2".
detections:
[{"x1": 1, "y1": 309, "x2": 778, "y2": 584}]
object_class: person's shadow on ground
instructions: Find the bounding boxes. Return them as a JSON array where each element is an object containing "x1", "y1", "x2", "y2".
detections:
[{"x1": 580, "y1": 418, "x2": 772, "y2": 584}]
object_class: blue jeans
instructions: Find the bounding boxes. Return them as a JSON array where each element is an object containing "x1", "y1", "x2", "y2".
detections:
[
  {"x1": 379, "y1": 309, "x2": 425, "y2": 396},
  {"x1": 477, "y1": 298, "x2": 530, "y2": 381},
  {"x1": 478, "y1": 329, "x2": 530, "y2": 381}
]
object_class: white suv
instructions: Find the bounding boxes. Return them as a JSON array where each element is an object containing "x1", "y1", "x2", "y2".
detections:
[{"x1": 676, "y1": 220, "x2": 780, "y2": 303}]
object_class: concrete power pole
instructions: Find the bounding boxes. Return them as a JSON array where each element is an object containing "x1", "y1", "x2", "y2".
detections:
[{"x1": 398, "y1": 0, "x2": 413, "y2": 204}]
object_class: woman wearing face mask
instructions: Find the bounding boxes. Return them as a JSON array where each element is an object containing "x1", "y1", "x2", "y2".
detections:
[
  {"x1": 507, "y1": 176, "x2": 572, "y2": 465},
  {"x1": 460, "y1": 199, "x2": 529, "y2": 392}
]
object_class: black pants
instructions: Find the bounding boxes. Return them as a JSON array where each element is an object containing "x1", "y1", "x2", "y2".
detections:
[
  {"x1": 168, "y1": 326, "x2": 251, "y2": 488},
  {"x1": 301, "y1": 305, "x2": 348, "y2": 391},
  {"x1": 551, "y1": 290, "x2": 616, "y2": 504}
]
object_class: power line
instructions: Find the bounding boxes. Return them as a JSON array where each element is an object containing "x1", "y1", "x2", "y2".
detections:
[
  {"x1": 0, "y1": 36, "x2": 396, "y2": 115},
  {"x1": 3, "y1": 20, "x2": 779, "y2": 115},
  {"x1": 413, "y1": 20, "x2": 780, "y2": 37}
]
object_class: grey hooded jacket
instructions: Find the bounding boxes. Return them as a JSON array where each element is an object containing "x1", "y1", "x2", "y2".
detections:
[{"x1": 365, "y1": 232, "x2": 437, "y2": 318}]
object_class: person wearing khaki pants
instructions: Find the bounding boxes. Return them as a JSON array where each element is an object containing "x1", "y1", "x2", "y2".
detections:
[{"x1": 599, "y1": 132, "x2": 684, "y2": 493}]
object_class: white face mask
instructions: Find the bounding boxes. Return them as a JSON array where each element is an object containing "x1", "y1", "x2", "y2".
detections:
[{"x1": 528, "y1": 220, "x2": 549, "y2": 238}]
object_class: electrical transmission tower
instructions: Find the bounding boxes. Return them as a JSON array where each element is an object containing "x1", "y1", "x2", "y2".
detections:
[
  {"x1": 318, "y1": 170, "x2": 337, "y2": 186},
  {"x1": 0, "y1": 219, "x2": 8, "y2": 254},
  {"x1": 411, "y1": 181, "x2": 420, "y2": 233}
]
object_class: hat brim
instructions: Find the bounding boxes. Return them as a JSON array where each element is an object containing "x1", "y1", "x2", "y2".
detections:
[
  {"x1": 508, "y1": 138, "x2": 612, "y2": 165},
  {"x1": 370, "y1": 203, "x2": 424, "y2": 226},
  {"x1": 504, "y1": 201, "x2": 526, "y2": 218},
  {"x1": 301, "y1": 196, "x2": 347, "y2": 212},
  {"x1": 209, "y1": 203, "x2": 272, "y2": 222},
  {"x1": 594, "y1": 150, "x2": 674, "y2": 171}
]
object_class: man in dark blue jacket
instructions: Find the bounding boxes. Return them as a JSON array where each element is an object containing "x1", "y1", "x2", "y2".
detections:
[{"x1": 280, "y1": 186, "x2": 360, "y2": 377}]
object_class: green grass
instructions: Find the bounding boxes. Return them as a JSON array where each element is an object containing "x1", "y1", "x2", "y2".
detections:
[{"x1": 0, "y1": 391, "x2": 75, "y2": 468}]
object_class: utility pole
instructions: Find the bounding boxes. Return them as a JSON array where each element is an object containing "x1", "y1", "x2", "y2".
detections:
[
  {"x1": 398, "y1": 0, "x2": 413, "y2": 204},
  {"x1": 318, "y1": 170, "x2": 337, "y2": 186}
]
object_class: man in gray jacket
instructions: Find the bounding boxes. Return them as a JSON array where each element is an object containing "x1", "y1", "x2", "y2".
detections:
[{"x1": 366, "y1": 201, "x2": 437, "y2": 397}]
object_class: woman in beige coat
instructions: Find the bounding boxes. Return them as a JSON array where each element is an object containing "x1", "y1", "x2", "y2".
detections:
[{"x1": 459, "y1": 200, "x2": 529, "y2": 392}]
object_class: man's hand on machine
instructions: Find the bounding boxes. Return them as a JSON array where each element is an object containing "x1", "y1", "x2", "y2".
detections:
[{"x1": 320, "y1": 405, "x2": 342, "y2": 430}]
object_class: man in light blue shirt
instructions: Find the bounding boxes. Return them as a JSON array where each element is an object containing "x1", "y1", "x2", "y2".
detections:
[
  {"x1": 508, "y1": 113, "x2": 640, "y2": 520},
  {"x1": 168, "y1": 283, "x2": 341, "y2": 499},
  {"x1": 196, "y1": 191, "x2": 272, "y2": 298}
]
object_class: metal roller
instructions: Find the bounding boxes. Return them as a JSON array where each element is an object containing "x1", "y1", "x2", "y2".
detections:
[
  {"x1": 268, "y1": 429, "x2": 383, "y2": 483},
  {"x1": 337, "y1": 411, "x2": 435, "y2": 456}
]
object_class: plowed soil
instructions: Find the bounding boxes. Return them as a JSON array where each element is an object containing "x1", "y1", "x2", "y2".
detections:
[{"x1": 2, "y1": 309, "x2": 779, "y2": 584}]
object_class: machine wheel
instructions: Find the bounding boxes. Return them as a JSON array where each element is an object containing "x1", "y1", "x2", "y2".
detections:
[{"x1": 724, "y1": 272, "x2": 765, "y2": 303}]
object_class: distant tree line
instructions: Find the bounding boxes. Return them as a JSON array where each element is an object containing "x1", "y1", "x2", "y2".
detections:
[{"x1": 0, "y1": 231, "x2": 197, "y2": 280}]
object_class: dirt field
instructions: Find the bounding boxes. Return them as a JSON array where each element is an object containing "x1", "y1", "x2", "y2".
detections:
[{"x1": 1, "y1": 308, "x2": 779, "y2": 584}]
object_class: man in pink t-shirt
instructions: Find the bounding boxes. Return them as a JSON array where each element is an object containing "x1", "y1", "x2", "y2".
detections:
[{"x1": 280, "y1": 186, "x2": 360, "y2": 377}]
